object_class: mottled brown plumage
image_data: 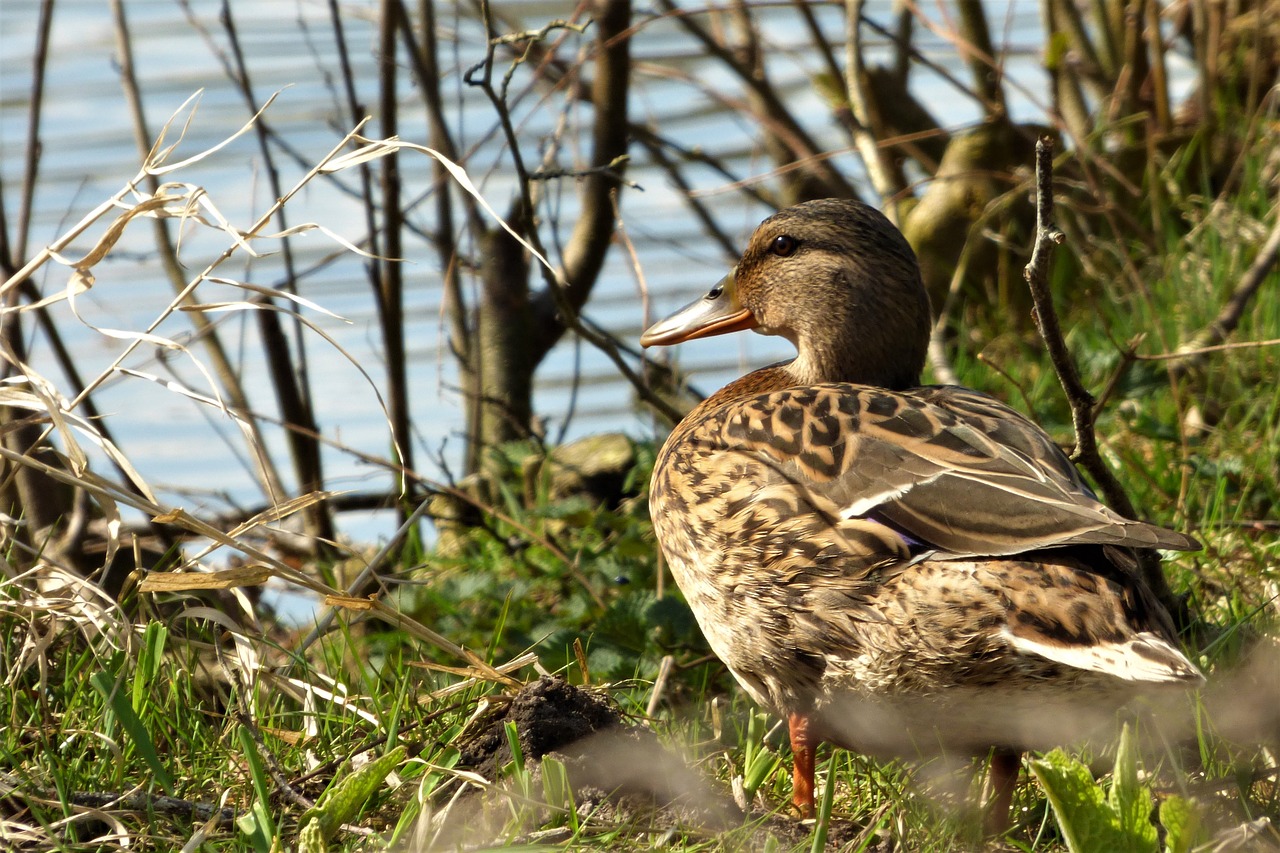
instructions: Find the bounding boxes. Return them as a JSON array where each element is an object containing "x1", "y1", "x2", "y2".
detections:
[{"x1": 642, "y1": 199, "x2": 1202, "y2": 832}]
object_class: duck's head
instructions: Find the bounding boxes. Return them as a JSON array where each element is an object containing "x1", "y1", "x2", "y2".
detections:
[{"x1": 641, "y1": 198, "x2": 931, "y2": 390}]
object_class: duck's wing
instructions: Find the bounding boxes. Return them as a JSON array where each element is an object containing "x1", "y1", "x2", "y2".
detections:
[{"x1": 710, "y1": 384, "x2": 1199, "y2": 558}]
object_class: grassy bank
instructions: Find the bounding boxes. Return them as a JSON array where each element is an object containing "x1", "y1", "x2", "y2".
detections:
[{"x1": 3, "y1": 109, "x2": 1279, "y2": 853}]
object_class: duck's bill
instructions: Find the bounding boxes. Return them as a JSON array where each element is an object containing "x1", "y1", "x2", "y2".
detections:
[{"x1": 639, "y1": 270, "x2": 757, "y2": 347}]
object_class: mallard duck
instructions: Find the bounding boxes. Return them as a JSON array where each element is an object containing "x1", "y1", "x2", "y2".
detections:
[{"x1": 641, "y1": 198, "x2": 1203, "y2": 831}]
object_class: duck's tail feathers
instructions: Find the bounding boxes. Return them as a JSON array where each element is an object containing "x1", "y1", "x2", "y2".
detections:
[{"x1": 1004, "y1": 629, "x2": 1205, "y2": 685}]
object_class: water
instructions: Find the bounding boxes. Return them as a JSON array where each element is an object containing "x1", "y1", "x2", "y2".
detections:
[{"x1": 0, "y1": 0, "x2": 1184, "y2": 555}]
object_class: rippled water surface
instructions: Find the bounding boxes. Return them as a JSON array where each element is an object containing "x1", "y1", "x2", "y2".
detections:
[{"x1": 2, "y1": 0, "x2": 1097, "y2": 547}]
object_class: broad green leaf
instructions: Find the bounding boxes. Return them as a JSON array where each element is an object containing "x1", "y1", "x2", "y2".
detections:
[
  {"x1": 235, "y1": 800, "x2": 274, "y2": 853},
  {"x1": 1160, "y1": 795, "x2": 1203, "y2": 853},
  {"x1": 236, "y1": 727, "x2": 276, "y2": 843},
  {"x1": 1029, "y1": 749, "x2": 1119, "y2": 853},
  {"x1": 297, "y1": 817, "x2": 326, "y2": 853},
  {"x1": 1110, "y1": 724, "x2": 1158, "y2": 849},
  {"x1": 301, "y1": 745, "x2": 406, "y2": 840}
]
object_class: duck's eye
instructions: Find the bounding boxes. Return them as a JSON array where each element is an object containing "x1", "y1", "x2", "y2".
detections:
[
  {"x1": 769, "y1": 235, "x2": 798, "y2": 257},
  {"x1": 705, "y1": 284, "x2": 723, "y2": 300}
]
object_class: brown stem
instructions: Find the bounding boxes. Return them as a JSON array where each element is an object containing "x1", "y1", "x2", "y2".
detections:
[
  {"x1": 219, "y1": 0, "x2": 335, "y2": 544},
  {"x1": 630, "y1": 129, "x2": 741, "y2": 258},
  {"x1": 1025, "y1": 138, "x2": 1118, "y2": 501},
  {"x1": 1169, "y1": 210, "x2": 1280, "y2": 381},
  {"x1": 1023, "y1": 137, "x2": 1178, "y2": 612},
  {"x1": 375, "y1": 0, "x2": 413, "y2": 499},
  {"x1": 531, "y1": 0, "x2": 635, "y2": 360},
  {"x1": 1048, "y1": 0, "x2": 1109, "y2": 99},
  {"x1": 845, "y1": 0, "x2": 905, "y2": 212},
  {"x1": 470, "y1": 0, "x2": 681, "y2": 430},
  {"x1": 8, "y1": 0, "x2": 54, "y2": 268},
  {"x1": 955, "y1": 0, "x2": 1006, "y2": 116},
  {"x1": 0, "y1": 3, "x2": 61, "y2": 564},
  {"x1": 325, "y1": 0, "x2": 385, "y2": 280},
  {"x1": 658, "y1": 0, "x2": 856, "y2": 201},
  {"x1": 408, "y1": 0, "x2": 481, "y2": 470}
]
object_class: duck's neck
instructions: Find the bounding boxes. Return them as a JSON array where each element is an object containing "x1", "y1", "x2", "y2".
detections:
[
  {"x1": 682, "y1": 364, "x2": 795, "y2": 422},
  {"x1": 791, "y1": 344, "x2": 923, "y2": 390},
  {"x1": 677, "y1": 347, "x2": 924, "y2": 432},
  {"x1": 787, "y1": 349, "x2": 834, "y2": 386}
]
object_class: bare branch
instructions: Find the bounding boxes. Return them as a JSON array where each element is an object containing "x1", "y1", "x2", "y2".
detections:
[
  {"x1": 658, "y1": 0, "x2": 856, "y2": 202},
  {"x1": 1168, "y1": 210, "x2": 1280, "y2": 380},
  {"x1": 374, "y1": 0, "x2": 413, "y2": 493},
  {"x1": 844, "y1": 0, "x2": 904, "y2": 213},
  {"x1": 543, "y1": 0, "x2": 635, "y2": 343},
  {"x1": 954, "y1": 0, "x2": 1007, "y2": 116},
  {"x1": 1023, "y1": 136, "x2": 1179, "y2": 614}
]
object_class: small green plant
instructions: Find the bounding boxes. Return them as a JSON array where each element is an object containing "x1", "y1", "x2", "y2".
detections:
[
  {"x1": 298, "y1": 746, "x2": 406, "y2": 852},
  {"x1": 1029, "y1": 725, "x2": 1206, "y2": 853}
]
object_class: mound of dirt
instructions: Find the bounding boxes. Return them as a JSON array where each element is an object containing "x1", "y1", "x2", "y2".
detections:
[
  {"x1": 455, "y1": 675, "x2": 627, "y2": 782},
  {"x1": 441, "y1": 676, "x2": 867, "y2": 848}
]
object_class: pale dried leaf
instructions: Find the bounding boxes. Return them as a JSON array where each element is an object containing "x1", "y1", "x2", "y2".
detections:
[
  {"x1": 323, "y1": 594, "x2": 375, "y2": 611},
  {"x1": 226, "y1": 490, "x2": 344, "y2": 538},
  {"x1": 325, "y1": 136, "x2": 555, "y2": 277},
  {"x1": 137, "y1": 565, "x2": 275, "y2": 592},
  {"x1": 116, "y1": 368, "x2": 234, "y2": 420},
  {"x1": 57, "y1": 196, "x2": 173, "y2": 270},
  {"x1": 198, "y1": 277, "x2": 352, "y2": 321},
  {"x1": 146, "y1": 89, "x2": 284, "y2": 175}
]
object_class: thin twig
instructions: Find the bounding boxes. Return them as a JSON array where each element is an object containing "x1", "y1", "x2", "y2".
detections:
[
  {"x1": 656, "y1": 0, "x2": 855, "y2": 200},
  {"x1": 8, "y1": 0, "x2": 54, "y2": 269},
  {"x1": 1143, "y1": 337, "x2": 1280, "y2": 361},
  {"x1": 464, "y1": 0, "x2": 682, "y2": 425},
  {"x1": 1024, "y1": 140, "x2": 1097, "y2": 467},
  {"x1": 0, "y1": 772, "x2": 238, "y2": 828},
  {"x1": 1022, "y1": 136, "x2": 1179, "y2": 613},
  {"x1": 376, "y1": 0, "x2": 414, "y2": 495},
  {"x1": 112, "y1": 0, "x2": 288, "y2": 509},
  {"x1": 1168, "y1": 210, "x2": 1280, "y2": 379},
  {"x1": 845, "y1": 0, "x2": 902, "y2": 212},
  {"x1": 219, "y1": 0, "x2": 335, "y2": 542}
]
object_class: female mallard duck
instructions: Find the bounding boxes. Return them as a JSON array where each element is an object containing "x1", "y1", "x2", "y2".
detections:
[{"x1": 641, "y1": 198, "x2": 1203, "y2": 831}]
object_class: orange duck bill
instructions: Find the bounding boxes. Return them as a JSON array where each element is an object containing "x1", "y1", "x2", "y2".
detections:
[{"x1": 640, "y1": 268, "x2": 757, "y2": 346}]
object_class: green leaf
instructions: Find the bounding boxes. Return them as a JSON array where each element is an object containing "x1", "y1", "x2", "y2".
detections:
[
  {"x1": 809, "y1": 753, "x2": 838, "y2": 853},
  {"x1": 1110, "y1": 724, "x2": 1158, "y2": 849},
  {"x1": 1029, "y1": 749, "x2": 1117, "y2": 853},
  {"x1": 235, "y1": 800, "x2": 275, "y2": 853},
  {"x1": 1159, "y1": 795, "x2": 1203, "y2": 853},
  {"x1": 236, "y1": 726, "x2": 276, "y2": 842},
  {"x1": 133, "y1": 621, "x2": 167, "y2": 712},
  {"x1": 297, "y1": 817, "x2": 326, "y2": 853},
  {"x1": 541, "y1": 755, "x2": 578, "y2": 832},
  {"x1": 301, "y1": 745, "x2": 406, "y2": 841},
  {"x1": 89, "y1": 670, "x2": 174, "y2": 794},
  {"x1": 1029, "y1": 742, "x2": 1160, "y2": 853}
]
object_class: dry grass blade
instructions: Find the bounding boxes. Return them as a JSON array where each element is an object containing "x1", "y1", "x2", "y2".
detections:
[
  {"x1": 2, "y1": 566, "x2": 128, "y2": 679},
  {"x1": 323, "y1": 135, "x2": 557, "y2": 278},
  {"x1": 50, "y1": 195, "x2": 173, "y2": 273},
  {"x1": 136, "y1": 565, "x2": 275, "y2": 592},
  {"x1": 411, "y1": 651, "x2": 542, "y2": 700},
  {"x1": 194, "y1": 277, "x2": 353, "y2": 321},
  {"x1": 323, "y1": 594, "x2": 376, "y2": 610},
  {"x1": 0, "y1": 446, "x2": 130, "y2": 566},
  {"x1": 142, "y1": 89, "x2": 282, "y2": 176},
  {"x1": 168, "y1": 299, "x2": 398, "y2": 452},
  {"x1": 0, "y1": 90, "x2": 284, "y2": 297},
  {"x1": 225, "y1": 491, "x2": 346, "y2": 536}
]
